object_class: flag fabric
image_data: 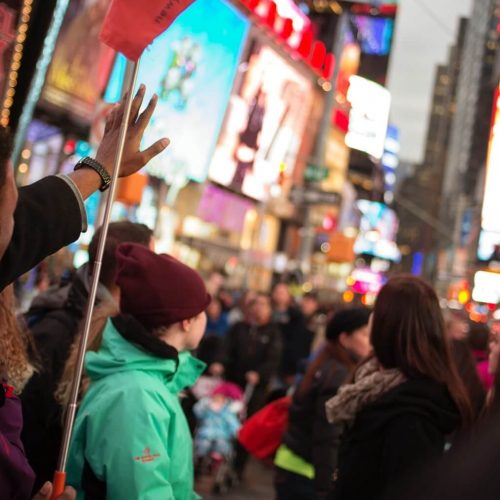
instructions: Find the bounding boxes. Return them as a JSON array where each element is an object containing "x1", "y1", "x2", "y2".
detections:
[{"x1": 100, "y1": 0, "x2": 196, "y2": 61}]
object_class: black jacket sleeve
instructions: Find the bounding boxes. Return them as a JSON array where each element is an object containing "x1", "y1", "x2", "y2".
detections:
[
  {"x1": 257, "y1": 326, "x2": 283, "y2": 385},
  {"x1": 222, "y1": 323, "x2": 241, "y2": 380},
  {"x1": 0, "y1": 176, "x2": 83, "y2": 291},
  {"x1": 312, "y1": 367, "x2": 347, "y2": 498}
]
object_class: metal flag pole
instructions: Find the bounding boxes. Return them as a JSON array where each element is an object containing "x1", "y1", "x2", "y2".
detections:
[{"x1": 51, "y1": 58, "x2": 140, "y2": 500}]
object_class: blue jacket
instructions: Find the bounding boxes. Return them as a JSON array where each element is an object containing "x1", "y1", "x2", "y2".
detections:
[{"x1": 193, "y1": 398, "x2": 240, "y2": 441}]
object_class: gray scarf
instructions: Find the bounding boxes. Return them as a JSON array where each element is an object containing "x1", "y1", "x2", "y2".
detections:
[{"x1": 326, "y1": 358, "x2": 406, "y2": 425}]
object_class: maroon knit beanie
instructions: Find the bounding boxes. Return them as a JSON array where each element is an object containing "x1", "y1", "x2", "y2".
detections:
[{"x1": 115, "y1": 242, "x2": 211, "y2": 329}]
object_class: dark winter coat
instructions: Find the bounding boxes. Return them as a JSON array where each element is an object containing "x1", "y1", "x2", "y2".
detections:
[
  {"x1": 0, "y1": 176, "x2": 83, "y2": 498},
  {"x1": 223, "y1": 321, "x2": 282, "y2": 415},
  {"x1": 396, "y1": 411, "x2": 500, "y2": 500},
  {"x1": 274, "y1": 307, "x2": 313, "y2": 377},
  {"x1": 329, "y1": 378, "x2": 460, "y2": 500},
  {"x1": 283, "y1": 358, "x2": 349, "y2": 497},
  {"x1": 451, "y1": 340, "x2": 485, "y2": 418},
  {"x1": 21, "y1": 266, "x2": 112, "y2": 492}
]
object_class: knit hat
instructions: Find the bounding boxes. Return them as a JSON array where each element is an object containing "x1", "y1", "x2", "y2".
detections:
[
  {"x1": 116, "y1": 243, "x2": 211, "y2": 329},
  {"x1": 213, "y1": 382, "x2": 243, "y2": 401},
  {"x1": 326, "y1": 308, "x2": 371, "y2": 341}
]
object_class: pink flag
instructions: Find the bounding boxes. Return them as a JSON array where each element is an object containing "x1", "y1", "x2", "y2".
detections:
[{"x1": 100, "y1": 0, "x2": 196, "y2": 61}]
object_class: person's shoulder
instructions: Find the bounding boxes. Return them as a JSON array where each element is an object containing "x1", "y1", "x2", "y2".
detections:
[
  {"x1": 230, "y1": 320, "x2": 249, "y2": 333},
  {"x1": 83, "y1": 371, "x2": 172, "y2": 415},
  {"x1": 288, "y1": 306, "x2": 304, "y2": 319},
  {"x1": 313, "y1": 360, "x2": 350, "y2": 396}
]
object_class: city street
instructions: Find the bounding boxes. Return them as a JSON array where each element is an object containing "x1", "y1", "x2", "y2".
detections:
[
  {"x1": 3, "y1": 0, "x2": 500, "y2": 499},
  {"x1": 198, "y1": 460, "x2": 274, "y2": 500}
]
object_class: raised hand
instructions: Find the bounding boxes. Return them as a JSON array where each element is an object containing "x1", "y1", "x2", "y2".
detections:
[{"x1": 95, "y1": 84, "x2": 170, "y2": 177}]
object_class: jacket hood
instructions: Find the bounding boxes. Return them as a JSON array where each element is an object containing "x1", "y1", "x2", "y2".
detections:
[
  {"x1": 85, "y1": 319, "x2": 205, "y2": 393},
  {"x1": 66, "y1": 263, "x2": 114, "y2": 315},
  {"x1": 28, "y1": 283, "x2": 70, "y2": 314},
  {"x1": 28, "y1": 263, "x2": 113, "y2": 317},
  {"x1": 353, "y1": 378, "x2": 460, "y2": 438}
]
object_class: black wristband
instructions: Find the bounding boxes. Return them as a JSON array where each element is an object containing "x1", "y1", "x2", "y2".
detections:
[{"x1": 74, "y1": 157, "x2": 111, "y2": 192}]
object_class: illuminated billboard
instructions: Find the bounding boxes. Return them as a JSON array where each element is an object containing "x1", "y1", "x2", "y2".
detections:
[
  {"x1": 354, "y1": 200, "x2": 401, "y2": 262},
  {"x1": 478, "y1": 230, "x2": 500, "y2": 262},
  {"x1": 478, "y1": 85, "x2": 500, "y2": 261},
  {"x1": 104, "y1": 0, "x2": 250, "y2": 185},
  {"x1": 208, "y1": 40, "x2": 314, "y2": 200},
  {"x1": 345, "y1": 76, "x2": 391, "y2": 159},
  {"x1": 349, "y1": 15, "x2": 395, "y2": 56},
  {"x1": 137, "y1": 0, "x2": 249, "y2": 184},
  {"x1": 41, "y1": 0, "x2": 115, "y2": 122},
  {"x1": 472, "y1": 271, "x2": 500, "y2": 304},
  {"x1": 481, "y1": 86, "x2": 500, "y2": 234}
]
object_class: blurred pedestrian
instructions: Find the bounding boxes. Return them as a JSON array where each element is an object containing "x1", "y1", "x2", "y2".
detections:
[
  {"x1": 227, "y1": 289, "x2": 257, "y2": 326},
  {"x1": 193, "y1": 382, "x2": 242, "y2": 462},
  {"x1": 222, "y1": 293, "x2": 282, "y2": 479},
  {"x1": 468, "y1": 322, "x2": 494, "y2": 392},
  {"x1": 326, "y1": 276, "x2": 473, "y2": 500},
  {"x1": 205, "y1": 270, "x2": 225, "y2": 297},
  {"x1": 272, "y1": 282, "x2": 313, "y2": 384},
  {"x1": 486, "y1": 327, "x2": 500, "y2": 411},
  {"x1": 206, "y1": 296, "x2": 229, "y2": 337},
  {"x1": 446, "y1": 315, "x2": 486, "y2": 419},
  {"x1": 445, "y1": 313, "x2": 468, "y2": 341},
  {"x1": 21, "y1": 222, "x2": 153, "y2": 492},
  {"x1": 66, "y1": 243, "x2": 209, "y2": 498},
  {"x1": 275, "y1": 308, "x2": 371, "y2": 500},
  {"x1": 196, "y1": 297, "x2": 229, "y2": 372},
  {"x1": 301, "y1": 291, "x2": 328, "y2": 353},
  {"x1": 224, "y1": 293, "x2": 282, "y2": 416},
  {"x1": 217, "y1": 288, "x2": 235, "y2": 313}
]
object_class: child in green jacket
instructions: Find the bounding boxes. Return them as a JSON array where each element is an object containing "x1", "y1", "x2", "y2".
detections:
[{"x1": 66, "y1": 242, "x2": 211, "y2": 499}]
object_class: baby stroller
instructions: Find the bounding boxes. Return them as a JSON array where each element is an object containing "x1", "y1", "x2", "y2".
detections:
[{"x1": 192, "y1": 378, "x2": 253, "y2": 494}]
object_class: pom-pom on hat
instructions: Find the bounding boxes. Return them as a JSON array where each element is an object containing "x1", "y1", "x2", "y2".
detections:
[
  {"x1": 116, "y1": 243, "x2": 211, "y2": 330},
  {"x1": 326, "y1": 308, "x2": 371, "y2": 341}
]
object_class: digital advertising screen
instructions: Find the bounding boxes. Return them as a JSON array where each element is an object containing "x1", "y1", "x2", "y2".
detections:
[
  {"x1": 345, "y1": 76, "x2": 391, "y2": 159},
  {"x1": 208, "y1": 40, "x2": 314, "y2": 200},
  {"x1": 349, "y1": 15, "x2": 395, "y2": 56},
  {"x1": 477, "y1": 85, "x2": 500, "y2": 262},
  {"x1": 481, "y1": 85, "x2": 500, "y2": 234},
  {"x1": 41, "y1": 0, "x2": 116, "y2": 122},
  {"x1": 354, "y1": 200, "x2": 401, "y2": 262},
  {"x1": 473, "y1": 271, "x2": 500, "y2": 304},
  {"x1": 478, "y1": 230, "x2": 500, "y2": 262},
  {"x1": 129, "y1": 0, "x2": 250, "y2": 184}
]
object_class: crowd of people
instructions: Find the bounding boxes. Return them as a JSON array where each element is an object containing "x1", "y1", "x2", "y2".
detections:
[{"x1": 1, "y1": 84, "x2": 500, "y2": 500}]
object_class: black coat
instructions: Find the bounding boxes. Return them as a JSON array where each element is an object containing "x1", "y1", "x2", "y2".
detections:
[
  {"x1": 275, "y1": 307, "x2": 313, "y2": 377},
  {"x1": 397, "y1": 412, "x2": 500, "y2": 500},
  {"x1": 0, "y1": 176, "x2": 82, "y2": 291},
  {"x1": 283, "y1": 358, "x2": 349, "y2": 497},
  {"x1": 330, "y1": 378, "x2": 460, "y2": 500},
  {"x1": 21, "y1": 272, "x2": 91, "y2": 491},
  {"x1": 223, "y1": 321, "x2": 282, "y2": 415}
]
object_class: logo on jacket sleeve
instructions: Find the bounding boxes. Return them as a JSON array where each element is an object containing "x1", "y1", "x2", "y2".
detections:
[{"x1": 134, "y1": 447, "x2": 161, "y2": 463}]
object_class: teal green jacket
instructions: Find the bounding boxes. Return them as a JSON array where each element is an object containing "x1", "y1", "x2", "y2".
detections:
[{"x1": 67, "y1": 319, "x2": 205, "y2": 499}]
